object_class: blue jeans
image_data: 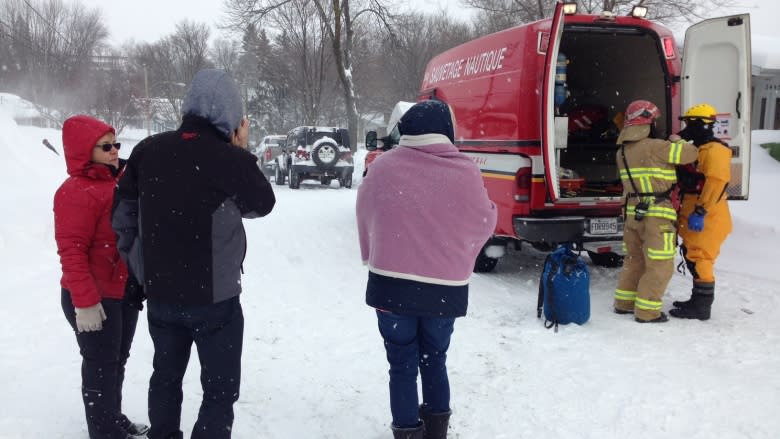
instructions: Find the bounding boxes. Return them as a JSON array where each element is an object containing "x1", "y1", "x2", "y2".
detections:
[
  {"x1": 147, "y1": 296, "x2": 243, "y2": 439},
  {"x1": 376, "y1": 310, "x2": 456, "y2": 428}
]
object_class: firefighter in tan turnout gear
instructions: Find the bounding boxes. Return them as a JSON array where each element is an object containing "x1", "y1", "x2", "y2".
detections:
[
  {"x1": 669, "y1": 103, "x2": 733, "y2": 321},
  {"x1": 613, "y1": 100, "x2": 698, "y2": 323}
]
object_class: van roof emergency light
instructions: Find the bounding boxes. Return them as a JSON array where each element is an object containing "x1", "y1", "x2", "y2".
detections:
[
  {"x1": 631, "y1": 6, "x2": 648, "y2": 18},
  {"x1": 562, "y1": 2, "x2": 577, "y2": 14}
]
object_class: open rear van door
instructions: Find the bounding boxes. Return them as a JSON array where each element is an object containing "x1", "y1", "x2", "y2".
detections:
[
  {"x1": 682, "y1": 14, "x2": 752, "y2": 200},
  {"x1": 541, "y1": 1, "x2": 566, "y2": 202}
]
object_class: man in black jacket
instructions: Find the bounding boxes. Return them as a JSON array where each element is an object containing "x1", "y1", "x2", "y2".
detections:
[{"x1": 113, "y1": 69, "x2": 275, "y2": 439}]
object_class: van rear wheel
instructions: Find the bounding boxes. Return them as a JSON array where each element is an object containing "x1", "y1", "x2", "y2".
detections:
[
  {"x1": 474, "y1": 249, "x2": 499, "y2": 273},
  {"x1": 587, "y1": 251, "x2": 623, "y2": 268}
]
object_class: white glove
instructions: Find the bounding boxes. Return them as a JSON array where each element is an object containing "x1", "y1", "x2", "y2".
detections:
[{"x1": 75, "y1": 303, "x2": 107, "y2": 332}]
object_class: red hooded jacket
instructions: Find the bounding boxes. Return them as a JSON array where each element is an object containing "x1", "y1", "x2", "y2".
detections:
[{"x1": 54, "y1": 115, "x2": 128, "y2": 307}]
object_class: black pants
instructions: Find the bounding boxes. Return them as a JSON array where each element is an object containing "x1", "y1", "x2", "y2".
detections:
[
  {"x1": 147, "y1": 296, "x2": 244, "y2": 439},
  {"x1": 62, "y1": 289, "x2": 140, "y2": 439}
]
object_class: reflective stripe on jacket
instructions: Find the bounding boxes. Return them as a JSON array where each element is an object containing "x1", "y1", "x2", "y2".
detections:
[{"x1": 617, "y1": 138, "x2": 698, "y2": 220}]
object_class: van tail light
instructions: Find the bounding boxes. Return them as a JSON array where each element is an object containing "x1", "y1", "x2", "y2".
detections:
[
  {"x1": 662, "y1": 37, "x2": 676, "y2": 59},
  {"x1": 515, "y1": 167, "x2": 531, "y2": 202},
  {"x1": 264, "y1": 148, "x2": 272, "y2": 161},
  {"x1": 341, "y1": 151, "x2": 353, "y2": 163}
]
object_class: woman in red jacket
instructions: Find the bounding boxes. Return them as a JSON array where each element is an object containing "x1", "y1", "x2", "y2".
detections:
[{"x1": 54, "y1": 115, "x2": 147, "y2": 439}]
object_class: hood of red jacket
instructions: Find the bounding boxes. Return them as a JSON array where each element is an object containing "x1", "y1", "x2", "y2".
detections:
[{"x1": 62, "y1": 115, "x2": 115, "y2": 176}]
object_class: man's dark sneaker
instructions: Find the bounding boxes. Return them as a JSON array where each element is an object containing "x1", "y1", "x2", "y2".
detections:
[{"x1": 635, "y1": 312, "x2": 668, "y2": 323}]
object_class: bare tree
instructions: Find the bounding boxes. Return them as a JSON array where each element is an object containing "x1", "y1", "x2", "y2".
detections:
[
  {"x1": 90, "y1": 49, "x2": 141, "y2": 134},
  {"x1": 230, "y1": 0, "x2": 338, "y2": 129},
  {"x1": 359, "y1": 11, "x2": 474, "y2": 114},
  {"x1": 170, "y1": 20, "x2": 212, "y2": 85},
  {"x1": 224, "y1": 0, "x2": 395, "y2": 149},
  {"x1": 131, "y1": 20, "x2": 213, "y2": 131},
  {"x1": 211, "y1": 38, "x2": 241, "y2": 73},
  {"x1": 462, "y1": 0, "x2": 738, "y2": 31},
  {"x1": 0, "y1": 0, "x2": 109, "y2": 122}
]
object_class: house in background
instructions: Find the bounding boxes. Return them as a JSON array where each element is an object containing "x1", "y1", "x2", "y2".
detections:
[
  {"x1": 0, "y1": 93, "x2": 58, "y2": 128},
  {"x1": 751, "y1": 36, "x2": 780, "y2": 130}
]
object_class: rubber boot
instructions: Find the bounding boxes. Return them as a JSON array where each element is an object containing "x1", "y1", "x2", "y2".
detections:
[
  {"x1": 673, "y1": 282, "x2": 714, "y2": 309},
  {"x1": 392, "y1": 422, "x2": 424, "y2": 439},
  {"x1": 420, "y1": 407, "x2": 451, "y2": 439},
  {"x1": 670, "y1": 289, "x2": 714, "y2": 320}
]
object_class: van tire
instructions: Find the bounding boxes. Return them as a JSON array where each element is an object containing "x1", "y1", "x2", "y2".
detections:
[
  {"x1": 474, "y1": 249, "x2": 499, "y2": 273},
  {"x1": 275, "y1": 165, "x2": 285, "y2": 185},
  {"x1": 587, "y1": 251, "x2": 623, "y2": 268},
  {"x1": 312, "y1": 142, "x2": 340, "y2": 169}
]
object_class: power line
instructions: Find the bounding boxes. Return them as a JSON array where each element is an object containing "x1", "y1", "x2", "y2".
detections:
[
  {"x1": 0, "y1": 18, "x2": 74, "y2": 64},
  {"x1": 20, "y1": 0, "x2": 76, "y2": 50}
]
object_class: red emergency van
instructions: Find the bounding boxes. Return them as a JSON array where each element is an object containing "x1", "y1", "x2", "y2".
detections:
[{"x1": 420, "y1": 2, "x2": 751, "y2": 271}]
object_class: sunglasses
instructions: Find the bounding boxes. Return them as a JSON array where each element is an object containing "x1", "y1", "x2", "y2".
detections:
[{"x1": 95, "y1": 142, "x2": 121, "y2": 152}]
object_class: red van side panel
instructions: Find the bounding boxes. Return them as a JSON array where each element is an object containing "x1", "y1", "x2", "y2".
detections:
[
  {"x1": 421, "y1": 14, "x2": 683, "y2": 245},
  {"x1": 422, "y1": 22, "x2": 547, "y2": 142}
]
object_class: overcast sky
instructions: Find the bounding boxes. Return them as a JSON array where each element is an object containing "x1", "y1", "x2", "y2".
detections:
[
  {"x1": 78, "y1": 0, "x2": 471, "y2": 45},
  {"x1": 78, "y1": 0, "x2": 778, "y2": 46}
]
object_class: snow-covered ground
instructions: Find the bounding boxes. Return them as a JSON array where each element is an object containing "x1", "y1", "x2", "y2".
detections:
[{"x1": 0, "y1": 112, "x2": 778, "y2": 438}]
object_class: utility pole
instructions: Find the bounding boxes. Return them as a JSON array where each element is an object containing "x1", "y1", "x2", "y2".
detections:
[{"x1": 144, "y1": 64, "x2": 150, "y2": 136}]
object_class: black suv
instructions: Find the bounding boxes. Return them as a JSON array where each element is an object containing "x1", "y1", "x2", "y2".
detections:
[{"x1": 280, "y1": 126, "x2": 354, "y2": 189}]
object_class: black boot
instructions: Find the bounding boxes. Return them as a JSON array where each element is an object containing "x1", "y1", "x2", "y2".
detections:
[
  {"x1": 392, "y1": 422, "x2": 424, "y2": 439},
  {"x1": 670, "y1": 291, "x2": 714, "y2": 320},
  {"x1": 635, "y1": 312, "x2": 668, "y2": 323},
  {"x1": 420, "y1": 407, "x2": 451, "y2": 439},
  {"x1": 671, "y1": 282, "x2": 714, "y2": 320},
  {"x1": 673, "y1": 282, "x2": 714, "y2": 309}
]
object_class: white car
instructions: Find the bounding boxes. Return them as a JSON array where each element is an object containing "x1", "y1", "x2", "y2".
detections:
[{"x1": 255, "y1": 134, "x2": 288, "y2": 179}]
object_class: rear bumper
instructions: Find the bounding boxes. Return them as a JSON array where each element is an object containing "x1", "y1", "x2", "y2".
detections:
[
  {"x1": 291, "y1": 164, "x2": 354, "y2": 177},
  {"x1": 513, "y1": 216, "x2": 623, "y2": 246}
]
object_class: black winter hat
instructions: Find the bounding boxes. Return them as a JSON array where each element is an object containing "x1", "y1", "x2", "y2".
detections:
[{"x1": 398, "y1": 99, "x2": 455, "y2": 143}]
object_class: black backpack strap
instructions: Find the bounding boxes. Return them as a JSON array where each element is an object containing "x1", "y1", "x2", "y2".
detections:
[
  {"x1": 620, "y1": 144, "x2": 643, "y2": 199},
  {"x1": 626, "y1": 185, "x2": 675, "y2": 202},
  {"x1": 537, "y1": 254, "x2": 551, "y2": 319},
  {"x1": 544, "y1": 259, "x2": 559, "y2": 332},
  {"x1": 676, "y1": 245, "x2": 687, "y2": 275}
]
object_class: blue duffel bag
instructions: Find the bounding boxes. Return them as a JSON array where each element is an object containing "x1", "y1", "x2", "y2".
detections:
[{"x1": 537, "y1": 245, "x2": 590, "y2": 331}]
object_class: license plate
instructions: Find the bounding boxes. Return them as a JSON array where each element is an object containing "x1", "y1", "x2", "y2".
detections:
[{"x1": 590, "y1": 218, "x2": 618, "y2": 235}]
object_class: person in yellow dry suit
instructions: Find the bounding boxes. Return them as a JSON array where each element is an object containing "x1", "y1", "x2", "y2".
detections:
[
  {"x1": 669, "y1": 103, "x2": 733, "y2": 321},
  {"x1": 614, "y1": 100, "x2": 698, "y2": 323}
]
